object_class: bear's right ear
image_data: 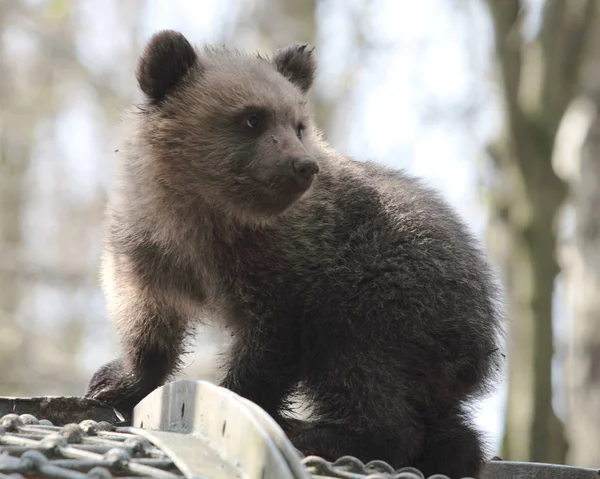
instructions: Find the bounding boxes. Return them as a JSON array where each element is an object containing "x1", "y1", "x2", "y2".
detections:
[
  {"x1": 273, "y1": 44, "x2": 316, "y2": 93},
  {"x1": 137, "y1": 30, "x2": 198, "y2": 104}
]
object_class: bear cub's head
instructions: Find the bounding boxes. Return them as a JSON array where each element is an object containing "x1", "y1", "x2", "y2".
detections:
[{"x1": 135, "y1": 30, "x2": 321, "y2": 220}]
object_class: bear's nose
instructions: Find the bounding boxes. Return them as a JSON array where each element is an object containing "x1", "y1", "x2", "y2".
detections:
[{"x1": 292, "y1": 157, "x2": 319, "y2": 178}]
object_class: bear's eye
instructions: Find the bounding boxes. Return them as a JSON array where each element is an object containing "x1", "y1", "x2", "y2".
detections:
[
  {"x1": 297, "y1": 123, "x2": 305, "y2": 140},
  {"x1": 246, "y1": 112, "x2": 262, "y2": 129}
]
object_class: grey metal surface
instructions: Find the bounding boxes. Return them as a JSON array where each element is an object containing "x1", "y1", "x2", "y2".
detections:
[
  {"x1": 132, "y1": 429, "x2": 238, "y2": 479},
  {"x1": 480, "y1": 460, "x2": 599, "y2": 479},
  {"x1": 132, "y1": 380, "x2": 307, "y2": 479},
  {"x1": 0, "y1": 413, "x2": 185, "y2": 479}
]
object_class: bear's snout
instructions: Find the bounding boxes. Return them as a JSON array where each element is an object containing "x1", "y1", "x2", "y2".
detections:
[{"x1": 291, "y1": 156, "x2": 319, "y2": 179}]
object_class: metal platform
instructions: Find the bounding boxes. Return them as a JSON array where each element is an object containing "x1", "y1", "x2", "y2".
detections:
[{"x1": 1, "y1": 380, "x2": 599, "y2": 479}]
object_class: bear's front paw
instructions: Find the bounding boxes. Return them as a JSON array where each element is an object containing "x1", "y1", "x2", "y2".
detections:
[{"x1": 85, "y1": 358, "x2": 141, "y2": 414}]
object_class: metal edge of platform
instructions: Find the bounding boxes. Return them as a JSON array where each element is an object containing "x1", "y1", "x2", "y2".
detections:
[
  {"x1": 3, "y1": 383, "x2": 599, "y2": 479},
  {"x1": 480, "y1": 461, "x2": 599, "y2": 479},
  {"x1": 131, "y1": 380, "x2": 309, "y2": 479},
  {"x1": 232, "y1": 395, "x2": 312, "y2": 479}
]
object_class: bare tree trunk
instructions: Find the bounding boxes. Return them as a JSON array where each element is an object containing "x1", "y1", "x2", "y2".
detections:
[
  {"x1": 571, "y1": 104, "x2": 600, "y2": 467},
  {"x1": 568, "y1": 105, "x2": 600, "y2": 467},
  {"x1": 0, "y1": 2, "x2": 28, "y2": 396},
  {"x1": 485, "y1": 0, "x2": 596, "y2": 463},
  {"x1": 0, "y1": 131, "x2": 27, "y2": 396},
  {"x1": 555, "y1": 92, "x2": 600, "y2": 467},
  {"x1": 552, "y1": 10, "x2": 600, "y2": 464}
]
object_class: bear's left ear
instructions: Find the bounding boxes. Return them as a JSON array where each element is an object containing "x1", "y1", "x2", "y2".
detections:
[
  {"x1": 137, "y1": 30, "x2": 199, "y2": 104},
  {"x1": 272, "y1": 44, "x2": 316, "y2": 93}
]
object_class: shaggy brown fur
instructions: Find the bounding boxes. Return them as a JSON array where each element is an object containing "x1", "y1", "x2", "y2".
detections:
[{"x1": 86, "y1": 30, "x2": 505, "y2": 478}]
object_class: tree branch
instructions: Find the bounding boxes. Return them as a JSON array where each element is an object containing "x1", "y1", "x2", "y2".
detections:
[
  {"x1": 486, "y1": 0, "x2": 524, "y2": 119},
  {"x1": 540, "y1": 0, "x2": 597, "y2": 121},
  {"x1": 562, "y1": 0, "x2": 597, "y2": 97}
]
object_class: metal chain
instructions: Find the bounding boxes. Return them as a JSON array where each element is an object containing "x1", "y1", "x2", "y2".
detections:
[
  {"x1": 301, "y1": 455, "x2": 453, "y2": 479},
  {"x1": 0, "y1": 414, "x2": 185, "y2": 479},
  {"x1": 1, "y1": 412, "x2": 455, "y2": 479}
]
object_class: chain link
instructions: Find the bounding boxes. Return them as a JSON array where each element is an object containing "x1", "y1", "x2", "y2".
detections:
[
  {"x1": 0, "y1": 414, "x2": 184, "y2": 479},
  {"x1": 301, "y1": 455, "x2": 453, "y2": 479},
  {"x1": 1, "y1": 412, "x2": 459, "y2": 479}
]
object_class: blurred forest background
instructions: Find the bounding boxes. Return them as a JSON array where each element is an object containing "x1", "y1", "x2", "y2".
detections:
[{"x1": 2, "y1": 0, "x2": 600, "y2": 468}]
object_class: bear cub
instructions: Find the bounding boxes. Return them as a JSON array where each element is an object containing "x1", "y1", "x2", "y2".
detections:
[{"x1": 86, "y1": 30, "x2": 504, "y2": 479}]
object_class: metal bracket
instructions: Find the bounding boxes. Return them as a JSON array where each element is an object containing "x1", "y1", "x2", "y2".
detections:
[{"x1": 132, "y1": 380, "x2": 310, "y2": 479}]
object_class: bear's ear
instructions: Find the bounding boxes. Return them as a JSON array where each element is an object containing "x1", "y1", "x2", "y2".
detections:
[
  {"x1": 137, "y1": 30, "x2": 198, "y2": 104},
  {"x1": 272, "y1": 44, "x2": 316, "y2": 93}
]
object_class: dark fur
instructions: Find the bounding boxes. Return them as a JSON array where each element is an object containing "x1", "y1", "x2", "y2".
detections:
[
  {"x1": 86, "y1": 30, "x2": 504, "y2": 478},
  {"x1": 136, "y1": 30, "x2": 198, "y2": 104}
]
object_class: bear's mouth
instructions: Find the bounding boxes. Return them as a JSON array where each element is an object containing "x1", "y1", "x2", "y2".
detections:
[
  {"x1": 234, "y1": 174, "x2": 313, "y2": 216},
  {"x1": 249, "y1": 173, "x2": 314, "y2": 194}
]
